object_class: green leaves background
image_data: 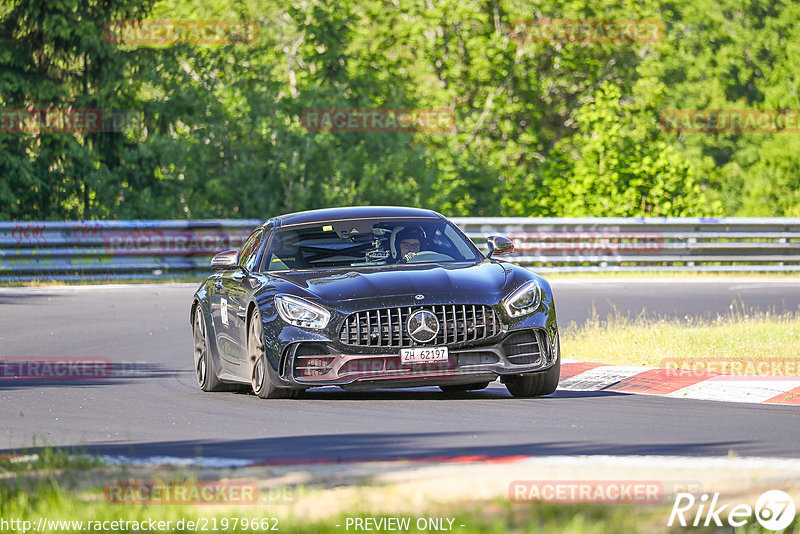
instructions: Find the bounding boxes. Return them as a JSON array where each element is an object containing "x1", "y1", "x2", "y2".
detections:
[{"x1": 1, "y1": 0, "x2": 798, "y2": 220}]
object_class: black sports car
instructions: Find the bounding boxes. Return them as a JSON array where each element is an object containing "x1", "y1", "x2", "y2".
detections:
[{"x1": 190, "y1": 206, "x2": 560, "y2": 398}]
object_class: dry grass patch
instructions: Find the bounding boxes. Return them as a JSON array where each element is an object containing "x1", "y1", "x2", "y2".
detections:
[{"x1": 562, "y1": 304, "x2": 800, "y2": 373}]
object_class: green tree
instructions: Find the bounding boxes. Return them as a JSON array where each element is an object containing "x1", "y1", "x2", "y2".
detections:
[
  {"x1": 527, "y1": 82, "x2": 719, "y2": 216},
  {"x1": 3, "y1": 0, "x2": 798, "y2": 220},
  {"x1": 0, "y1": 0, "x2": 155, "y2": 220}
]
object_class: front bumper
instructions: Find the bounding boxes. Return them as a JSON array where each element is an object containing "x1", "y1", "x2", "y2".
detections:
[{"x1": 278, "y1": 327, "x2": 558, "y2": 388}]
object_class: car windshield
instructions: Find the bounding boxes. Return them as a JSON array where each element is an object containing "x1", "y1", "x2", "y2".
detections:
[{"x1": 263, "y1": 218, "x2": 482, "y2": 271}]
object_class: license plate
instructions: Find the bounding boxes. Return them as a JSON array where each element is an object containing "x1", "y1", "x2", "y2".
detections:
[{"x1": 400, "y1": 346, "x2": 449, "y2": 364}]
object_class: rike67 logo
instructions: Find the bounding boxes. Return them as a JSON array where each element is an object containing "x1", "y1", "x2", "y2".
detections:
[{"x1": 669, "y1": 490, "x2": 796, "y2": 531}]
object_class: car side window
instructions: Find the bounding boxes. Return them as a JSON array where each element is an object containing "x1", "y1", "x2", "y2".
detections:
[
  {"x1": 265, "y1": 230, "x2": 304, "y2": 271},
  {"x1": 238, "y1": 229, "x2": 265, "y2": 271}
]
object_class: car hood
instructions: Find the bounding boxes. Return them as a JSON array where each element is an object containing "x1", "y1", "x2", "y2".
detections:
[{"x1": 269, "y1": 261, "x2": 511, "y2": 303}]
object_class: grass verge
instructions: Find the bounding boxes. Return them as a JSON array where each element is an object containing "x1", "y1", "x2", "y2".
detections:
[
  {"x1": 2, "y1": 450, "x2": 799, "y2": 533},
  {"x1": 5, "y1": 473, "x2": 792, "y2": 534},
  {"x1": 562, "y1": 304, "x2": 800, "y2": 371},
  {"x1": 0, "y1": 448, "x2": 102, "y2": 474}
]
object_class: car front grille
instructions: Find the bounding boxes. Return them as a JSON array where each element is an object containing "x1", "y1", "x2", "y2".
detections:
[{"x1": 338, "y1": 304, "x2": 501, "y2": 347}]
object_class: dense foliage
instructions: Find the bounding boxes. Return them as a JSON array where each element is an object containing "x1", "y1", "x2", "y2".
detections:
[{"x1": 2, "y1": 0, "x2": 798, "y2": 220}]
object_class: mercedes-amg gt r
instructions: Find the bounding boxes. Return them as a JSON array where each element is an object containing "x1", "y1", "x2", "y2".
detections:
[{"x1": 190, "y1": 206, "x2": 560, "y2": 398}]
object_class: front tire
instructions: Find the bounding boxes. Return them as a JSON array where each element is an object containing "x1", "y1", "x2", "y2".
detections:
[
  {"x1": 193, "y1": 305, "x2": 225, "y2": 392},
  {"x1": 504, "y1": 338, "x2": 561, "y2": 398},
  {"x1": 248, "y1": 309, "x2": 302, "y2": 399}
]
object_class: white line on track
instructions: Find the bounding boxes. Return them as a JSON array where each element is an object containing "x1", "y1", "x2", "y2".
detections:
[{"x1": 667, "y1": 379, "x2": 800, "y2": 403}]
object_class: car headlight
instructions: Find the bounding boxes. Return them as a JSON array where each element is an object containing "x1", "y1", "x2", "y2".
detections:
[
  {"x1": 502, "y1": 280, "x2": 542, "y2": 317},
  {"x1": 274, "y1": 295, "x2": 331, "y2": 329}
]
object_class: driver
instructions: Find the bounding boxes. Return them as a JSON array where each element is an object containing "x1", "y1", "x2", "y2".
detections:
[{"x1": 393, "y1": 227, "x2": 427, "y2": 262}]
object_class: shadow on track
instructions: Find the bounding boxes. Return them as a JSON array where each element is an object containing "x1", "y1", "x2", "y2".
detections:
[
  {"x1": 206, "y1": 385, "x2": 631, "y2": 401},
  {"x1": 0, "y1": 363, "x2": 188, "y2": 390},
  {"x1": 15, "y1": 432, "x2": 754, "y2": 464}
]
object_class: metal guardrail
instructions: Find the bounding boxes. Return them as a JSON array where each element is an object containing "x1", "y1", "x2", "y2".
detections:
[
  {"x1": 1, "y1": 218, "x2": 799, "y2": 281},
  {"x1": 0, "y1": 220, "x2": 260, "y2": 281},
  {"x1": 458, "y1": 217, "x2": 800, "y2": 273}
]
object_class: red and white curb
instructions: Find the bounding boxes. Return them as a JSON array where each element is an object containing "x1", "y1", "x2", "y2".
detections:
[{"x1": 560, "y1": 360, "x2": 800, "y2": 405}]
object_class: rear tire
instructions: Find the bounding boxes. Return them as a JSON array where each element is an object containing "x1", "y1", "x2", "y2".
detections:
[
  {"x1": 193, "y1": 305, "x2": 225, "y2": 392},
  {"x1": 248, "y1": 309, "x2": 302, "y2": 399},
  {"x1": 505, "y1": 336, "x2": 561, "y2": 398},
  {"x1": 439, "y1": 382, "x2": 490, "y2": 393}
]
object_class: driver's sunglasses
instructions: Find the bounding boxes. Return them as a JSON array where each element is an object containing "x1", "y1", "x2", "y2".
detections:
[{"x1": 400, "y1": 240, "x2": 420, "y2": 250}]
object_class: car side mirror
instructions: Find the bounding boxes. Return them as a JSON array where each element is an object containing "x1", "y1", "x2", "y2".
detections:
[
  {"x1": 486, "y1": 236, "x2": 514, "y2": 259},
  {"x1": 211, "y1": 249, "x2": 239, "y2": 270}
]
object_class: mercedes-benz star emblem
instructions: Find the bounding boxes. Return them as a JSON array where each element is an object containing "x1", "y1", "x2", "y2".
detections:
[
  {"x1": 407, "y1": 309, "x2": 439, "y2": 344},
  {"x1": 414, "y1": 294, "x2": 425, "y2": 300}
]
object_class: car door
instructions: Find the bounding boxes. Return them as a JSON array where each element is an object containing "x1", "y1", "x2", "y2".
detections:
[
  {"x1": 225, "y1": 226, "x2": 271, "y2": 368},
  {"x1": 210, "y1": 269, "x2": 243, "y2": 371},
  {"x1": 211, "y1": 228, "x2": 262, "y2": 370}
]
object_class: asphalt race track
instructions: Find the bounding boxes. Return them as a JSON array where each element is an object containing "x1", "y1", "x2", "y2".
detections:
[{"x1": 1, "y1": 278, "x2": 799, "y2": 461}]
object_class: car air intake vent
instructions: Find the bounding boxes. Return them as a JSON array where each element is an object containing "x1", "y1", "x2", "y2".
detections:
[
  {"x1": 339, "y1": 305, "x2": 500, "y2": 347},
  {"x1": 293, "y1": 343, "x2": 334, "y2": 377},
  {"x1": 502, "y1": 330, "x2": 543, "y2": 365}
]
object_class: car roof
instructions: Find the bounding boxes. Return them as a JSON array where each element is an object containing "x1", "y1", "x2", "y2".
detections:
[{"x1": 271, "y1": 206, "x2": 443, "y2": 227}]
